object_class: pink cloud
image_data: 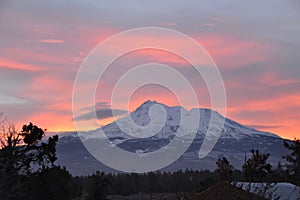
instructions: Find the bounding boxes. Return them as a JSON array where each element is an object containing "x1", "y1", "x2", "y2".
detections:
[
  {"x1": 195, "y1": 35, "x2": 271, "y2": 68},
  {"x1": 0, "y1": 58, "x2": 42, "y2": 71},
  {"x1": 93, "y1": 34, "x2": 271, "y2": 69},
  {"x1": 1, "y1": 21, "x2": 298, "y2": 140}
]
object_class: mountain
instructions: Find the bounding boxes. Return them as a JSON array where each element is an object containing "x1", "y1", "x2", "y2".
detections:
[{"x1": 55, "y1": 100, "x2": 289, "y2": 175}]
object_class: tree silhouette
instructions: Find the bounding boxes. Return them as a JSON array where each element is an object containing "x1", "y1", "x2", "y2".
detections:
[
  {"x1": 283, "y1": 138, "x2": 300, "y2": 185},
  {"x1": 272, "y1": 161, "x2": 288, "y2": 182},
  {"x1": 0, "y1": 117, "x2": 23, "y2": 199},
  {"x1": 215, "y1": 157, "x2": 234, "y2": 182},
  {"x1": 86, "y1": 171, "x2": 109, "y2": 200},
  {"x1": 24, "y1": 166, "x2": 80, "y2": 200},
  {"x1": 242, "y1": 149, "x2": 272, "y2": 182},
  {"x1": 0, "y1": 119, "x2": 58, "y2": 199},
  {"x1": 21, "y1": 122, "x2": 45, "y2": 146}
]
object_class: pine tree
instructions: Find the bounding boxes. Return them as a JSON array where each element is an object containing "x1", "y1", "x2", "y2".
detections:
[
  {"x1": 215, "y1": 157, "x2": 234, "y2": 182},
  {"x1": 242, "y1": 149, "x2": 272, "y2": 182},
  {"x1": 283, "y1": 138, "x2": 300, "y2": 185},
  {"x1": 86, "y1": 171, "x2": 109, "y2": 200}
]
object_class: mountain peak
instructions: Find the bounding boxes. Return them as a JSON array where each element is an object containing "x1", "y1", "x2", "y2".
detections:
[
  {"x1": 104, "y1": 100, "x2": 280, "y2": 139},
  {"x1": 142, "y1": 100, "x2": 158, "y2": 106},
  {"x1": 136, "y1": 100, "x2": 164, "y2": 111}
]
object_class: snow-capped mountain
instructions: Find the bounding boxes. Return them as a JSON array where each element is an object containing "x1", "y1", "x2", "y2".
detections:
[
  {"x1": 55, "y1": 100, "x2": 289, "y2": 175},
  {"x1": 104, "y1": 100, "x2": 278, "y2": 140}
]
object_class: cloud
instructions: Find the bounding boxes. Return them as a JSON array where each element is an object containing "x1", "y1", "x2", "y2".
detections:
[
  {"x1": 247, "y1": 124, "x2": 286, "y2": 130},
  {"x1": 0, "y1": 0, "x2": 299, "y2": 139},
  {"x1": 0, "y1": 58, "x2": 42, "y2": 71},
  {"x1": 0, "y1": 94, "x2": 30, "y2": 105},
  {"x1": 73, "y1": 108, "x2": 128, "y2": 121},
  {"x1": 39, "y1": 39, "x2": 64, "y2": 44},
  {"x1": 80, "y1": 101, "x2": 110, "y2": 112},
  {"x1": 162, "y1": 22, "x2": 177, "y2": 27},
  {"x1": 202, "y1": 23, "x2": 215, "y2": 27}
]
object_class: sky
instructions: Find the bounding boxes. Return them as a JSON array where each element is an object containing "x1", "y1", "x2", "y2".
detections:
[{"x1": 0, "y1": 0, "x2": 299, "y2": 139}]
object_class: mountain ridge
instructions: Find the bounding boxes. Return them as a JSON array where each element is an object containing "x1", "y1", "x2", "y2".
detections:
[
  {"x1": 102, "y1": 100, "x2": 279, "y2": 140},
  {"x1": 55, "y1": 100, "x2": 287, "y2": 175}
]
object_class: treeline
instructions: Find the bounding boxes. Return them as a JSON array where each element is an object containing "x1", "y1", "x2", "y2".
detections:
[
  {"x1": 0, "y1": 118, "x2": 299, "y2": 200},
  {"x1": 73, "y1": 137, "x2": 300, "y2": 197},
  {"x1": 94, "y1": 170, "x2": 218, "y2": 195}
]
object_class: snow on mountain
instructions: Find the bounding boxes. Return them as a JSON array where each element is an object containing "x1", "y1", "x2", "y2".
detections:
[
  {"x1": 55, "y1": 100, "x2": 287, "y2": 175},
  {"x1": 101, "y1": 100, "x2": 279, "y2": 142}
]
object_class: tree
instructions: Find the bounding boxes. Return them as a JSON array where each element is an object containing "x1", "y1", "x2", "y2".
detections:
[
  {"x1": 272, "y1": 161, "x2": 287, "y2": 182},
  {"x1": 20, "y1": 122, "x2": 58, "y2": 170},
  {"x1": 0, "y1": 122, "x2": 58, "y2": 174},
  {"x1": 242, "y1": 149, "x2": 272, "y2": 182},
  {"x1": 0, "y1": 116, "x2": 23, "y2": 199},
  {"x1": 85, "y1": 171, "x2": 109, "y2": 200},
  {"x1": 215, "y1": 157, "x2": 234, "y2": 182},
  {"x1": 0, "y1": 117, "x2": 58, "y2": 199},
  {"x1": 24, "y1": 166, "x2": 80, "y2": 200},
  {"x1": 283, "y1": 138, "x2": 300, "y2": 185}
]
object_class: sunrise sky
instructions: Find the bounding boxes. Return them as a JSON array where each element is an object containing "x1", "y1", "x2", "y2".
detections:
[{"x1": 0, "y1": 0, "x2": 299, "y2": 139}]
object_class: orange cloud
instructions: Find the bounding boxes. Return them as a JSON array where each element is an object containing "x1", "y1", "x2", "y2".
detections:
[
  {"x1": 22, "y1": 112, "x2": 75, "y2": 132},
  {"x1": 227, "y1": 93, "x2": 300, "y2": 139},
  {"x1": 39, "y1": 39, "x2": 64, "y2": 44},
  {"x1": 128, "y1": 85, "x2": 180, "y2": 112}
]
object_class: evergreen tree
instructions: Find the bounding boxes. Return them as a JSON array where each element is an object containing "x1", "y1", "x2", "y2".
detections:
[
  {"x1": 86, "y1": 171, "x2": 109, "y2": 200},
  {"x1": 215, "y1": 157, "x2": 234, "y2": 182},
  {"x1": 272, "y1": 161, "x2": 287, "y2": 182},
  {"x1": 24, "y1": 166, "x2": 80, "y2": 200},
  {"x1": 242, "y1": 149, "x2": 272, "y2": 182},
  {"x1": 283, "y1": 138, "x2": 300, "y2": 185}
]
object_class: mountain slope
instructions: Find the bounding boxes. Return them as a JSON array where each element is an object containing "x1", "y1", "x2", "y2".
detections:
[{"x1": 56, "y1": 100, "x2": 288, "y2": 175}]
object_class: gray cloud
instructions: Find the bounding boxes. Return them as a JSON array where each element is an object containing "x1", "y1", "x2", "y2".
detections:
[
  {"x1": 73, "y1": 108, "x2": 128, "y2": 121},
  {"x1": 80, "y1": 101, "x2": 110, "y2": 112},
  {"x1": 247, "y1": 124, "x2": 286, "y2": 130}
]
